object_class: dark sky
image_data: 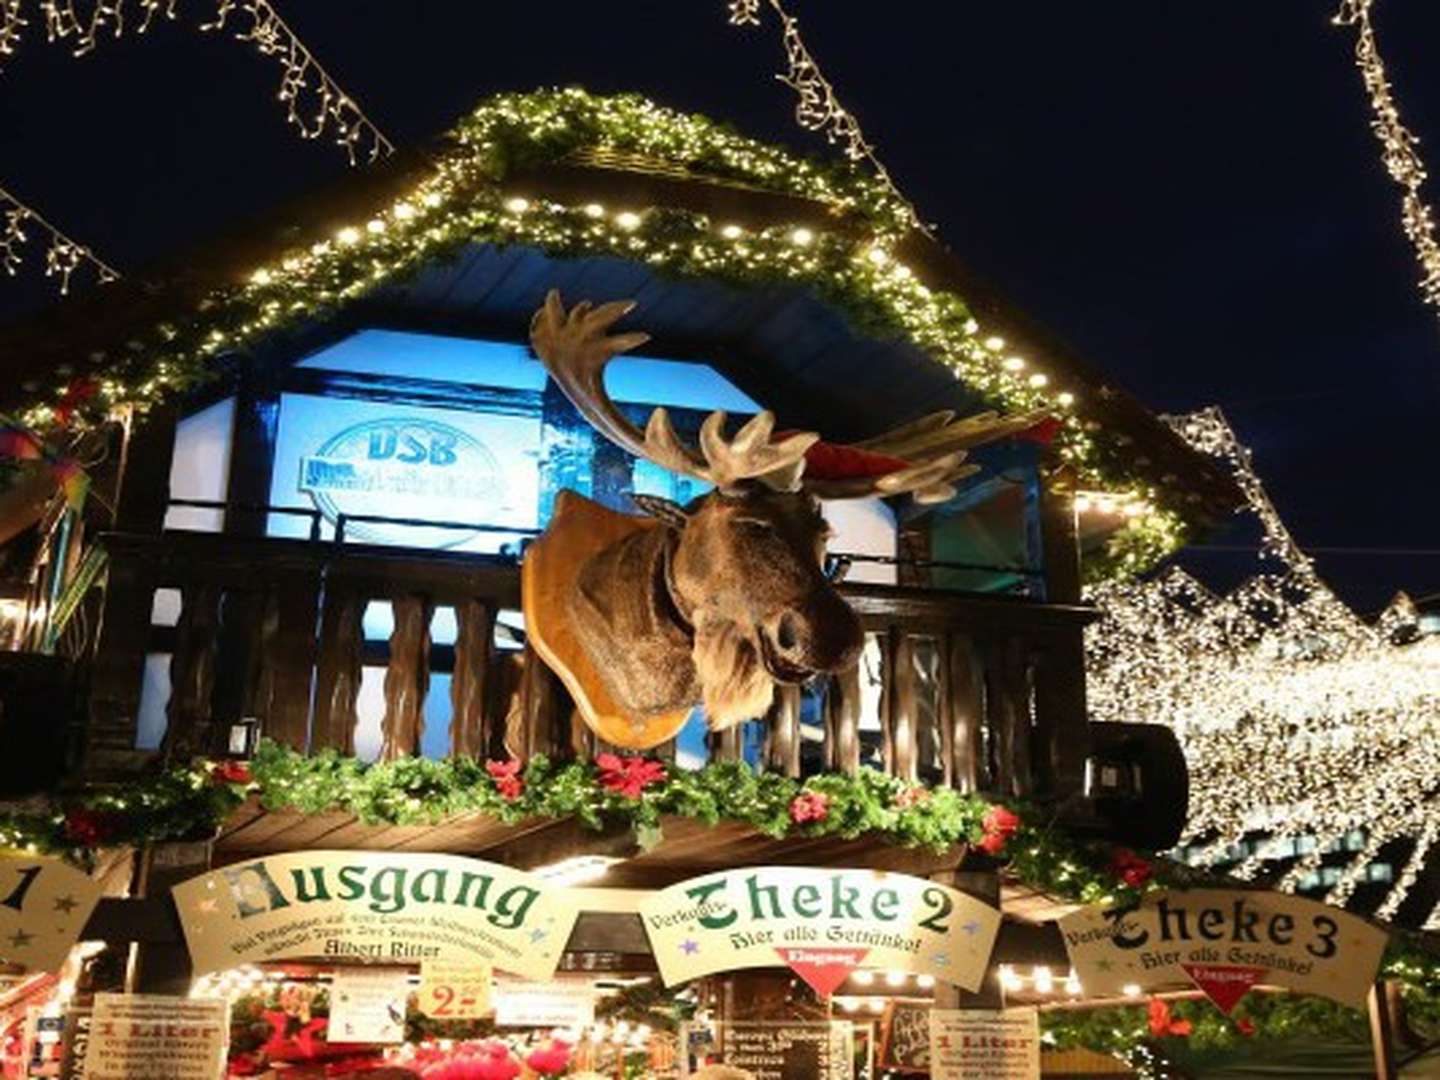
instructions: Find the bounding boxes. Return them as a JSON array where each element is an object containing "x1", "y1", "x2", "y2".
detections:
[{"x1": 2, "y1": 1, "x2": 1437, "y2": 610}]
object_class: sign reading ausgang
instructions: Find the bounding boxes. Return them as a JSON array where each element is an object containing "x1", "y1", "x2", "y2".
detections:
[
  {"x1": 639, "y1": 867, "x2": 1001, "y2": 991},
  {"x1": 172, "y1": 852, "x2": 577, "y2": 981},
  {"x1": 1059, "y1": 888, "x2": 1388, "y2": 1009}
]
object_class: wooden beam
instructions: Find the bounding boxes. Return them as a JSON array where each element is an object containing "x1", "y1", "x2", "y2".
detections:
[{"x1": 1370, "y1": 979, "x2": 1401, "y2": 1080}]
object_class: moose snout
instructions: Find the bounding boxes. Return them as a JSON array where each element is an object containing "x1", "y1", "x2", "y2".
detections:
[{"x1": 760, "y1": 594, "x2": 863, "y2": 681}]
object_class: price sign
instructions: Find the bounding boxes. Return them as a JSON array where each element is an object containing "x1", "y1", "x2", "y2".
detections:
[{"x1": 418, "y1": 958, "x2": 493, "y2": 1019}]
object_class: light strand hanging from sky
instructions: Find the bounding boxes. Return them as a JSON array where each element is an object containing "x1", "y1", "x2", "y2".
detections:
[
  {"x1": 1086, "y1": 408, "x2": 1440, "y2": 925},
  {"x1": 726, "y1": 0, "x2": 923, "y2": 232},
  {"x1": 1, "y1": 0, "x2": 393, "y2": 165},
  {"x1": 1333, "y1": 0, "x2": 1440, "y2": 317},
  {"x1": 0, "y1": 182, "x2": 119, "y2": 293}
]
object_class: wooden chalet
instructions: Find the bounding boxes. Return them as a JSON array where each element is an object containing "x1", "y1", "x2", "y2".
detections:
[{"x1": 0, "y1": 89, "x2": 1247, "y2": 1077}]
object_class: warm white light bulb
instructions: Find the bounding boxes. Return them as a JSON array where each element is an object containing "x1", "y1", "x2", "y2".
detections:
[
  {"x1": 790, "y1": 227, "x2": 814, "y2": 246},
  {"x1": 616, "y1": 211, "x2": 642, "y2": 230},
  {"x1": 505, "y1": 197, "x2": 530, "y2": 213}
]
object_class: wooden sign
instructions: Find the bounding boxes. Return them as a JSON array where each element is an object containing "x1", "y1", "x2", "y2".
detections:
[
  {"x1": 878, "y1": 1002, "x2": 931, "y2": 1074},
  {"x1": 172, "y1": 851, "x2": 577, "y2": 980},
  {"x1": 418, "y1": 958, "x2": 492, "y2": 1019},
  {"x1": 85, "y1": 994, "x2": 228, "y2": 1080},
  {"x1": 639, "y1": 867, "x2": 1000, "y2": 992},
  {"x1": 1059, "y1": 888, "x2": 1388, "y2": 1009},
  {"x1": 0, "y1": 856, "x2": 104, "y2": 973},
  {"x1": 929, "y1": 1008, "x2": 1041, "y2": 1080}
]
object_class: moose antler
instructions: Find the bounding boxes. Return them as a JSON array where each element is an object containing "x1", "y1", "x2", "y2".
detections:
[{"x1": 529, "y1": 291, "x2": 819, "y2": 491}]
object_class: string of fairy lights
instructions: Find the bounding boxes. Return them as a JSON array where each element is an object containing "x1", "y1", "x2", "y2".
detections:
[
  {"x1": 1086, "y1": 407, "x2": 1440, "y2": 923},
  {"x1": 1333, "y1": 0, "x2": 1440, "y2": 319},
  {"x1": 0, "y1": 0, "x2": 392, "y2": 292},
  {"x1": 726, "y1": 0, "x2": 922, "y2": 232},
  {"x1": 0, "y1": 181, "x2": 119, "y2": 292}
]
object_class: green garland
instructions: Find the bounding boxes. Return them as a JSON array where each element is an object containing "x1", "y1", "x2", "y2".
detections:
[{"x1": 12, "y1": 88, "x2": 1182, "y2": 575}]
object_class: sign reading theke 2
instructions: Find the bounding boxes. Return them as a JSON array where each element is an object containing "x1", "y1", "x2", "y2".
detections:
[
  {"x1": 173, "y1": 852, "x2": 577, "y2": 981},
  {"x1": 639, "y1": 867, "x2": 1001, "y2": 992}
]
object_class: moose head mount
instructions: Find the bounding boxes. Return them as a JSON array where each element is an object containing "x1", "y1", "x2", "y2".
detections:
[{"x1": 522, "y1": 291, "x2": 1042, "y2": 749}]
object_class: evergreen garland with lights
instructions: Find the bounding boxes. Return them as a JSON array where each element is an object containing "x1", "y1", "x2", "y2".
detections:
[{"x1": 6, "y1": 88, "x2": 1185, "y2": 574}]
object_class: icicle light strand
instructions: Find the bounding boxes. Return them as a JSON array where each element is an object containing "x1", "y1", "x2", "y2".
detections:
[
  {"x1": 0, "y1": 182, "x2": 119, "y2": 293},
  {"x1": 1334, "y1": 0, "x2": 1440, "y2": 316}
]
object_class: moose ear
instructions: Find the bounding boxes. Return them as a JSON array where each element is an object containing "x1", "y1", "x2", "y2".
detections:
[{"x1": 631, "y1": 493, "x2": 690, "y2": 528}]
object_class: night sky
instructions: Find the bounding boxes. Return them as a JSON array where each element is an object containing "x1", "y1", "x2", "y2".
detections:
[{"x1": 1, "y1": 2, "x2": 1437, "y2": 610}]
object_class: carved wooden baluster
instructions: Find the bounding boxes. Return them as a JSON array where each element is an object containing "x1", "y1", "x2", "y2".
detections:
[
  {"x1": 945, "y1": 633, "x2": 985, "y2": 794},
  {"x1": 450, "y1": 600, "x2": 494, "y2": 758},
  {"x1": 877, "y1": 631, "x2": 896, "y2": 774},
  {"x1": 570, "y1": 705, "x2": 596, "y2": 762},
  {"x1": 255, "y1": 568, "x2": 322, "y2": 750},
  {"x1": 1005, "y1": 638, "x2": 1035, "y2": 797},
  {"x1": 162, "y1": 582, "x2": 222, "y2": 761},
  {"x1": 312, "y1": 585, "x2": 365, "y2": 754},
  {"x1": 889, "y1": 629, "x2": 919, "y2": 784},
  {"x1": 826, "y1": 666, "x2": 862, "y2": 776},
  {"x1": 380, "y1": 594, "x2": 433, "y2": 761},
  {"x1": 765, "y1": 684, "x2": 803, "y2": 778},
  {"x1": 514, "y1": 643, "x2": 563, "y2": 760},
  {"x1": 707, "y1": 723, "x2": 745, "y2": 763},
  {"x1": 489, "y1": 651, "x2": 527, "y2": 760}
]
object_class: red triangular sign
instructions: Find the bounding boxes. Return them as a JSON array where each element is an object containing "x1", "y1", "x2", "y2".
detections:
[
  {"x1": 1182, "y1": 963, "x2": 1264, "y2": 1014},
  {"x1": 775, "y1": 947, "x2": 870, "y2": 998}
]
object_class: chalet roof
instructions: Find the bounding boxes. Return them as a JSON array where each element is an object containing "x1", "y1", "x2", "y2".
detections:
[{"x1": 0, "y1": 88, "x2": 1239, "y2": 532}]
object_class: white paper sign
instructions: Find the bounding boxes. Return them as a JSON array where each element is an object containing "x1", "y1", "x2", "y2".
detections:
[
  {"x1": 329, "y1": 967, "x2": 409, "y2": 1044},
  {"x1": 493, "y1": 982, "x2": 596, "y2": 1028},
  {"x1": 86, "y1": 994, "x2": 228, "y2": 1080},
  {"x1": 0, "y1": 857, "x2": 105, "y2": 973},
  {"x1": 930, "y1": 1008, "x2": 1040, "y2": 1080}
]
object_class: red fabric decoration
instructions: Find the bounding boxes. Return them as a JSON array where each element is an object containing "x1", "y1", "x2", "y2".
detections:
[
  {"x1": 1013, "y1": 417, "x2": 1062, "y2": 445},
  {"x1": 789, "y1": 791, "x2": 831, "y2": 824},
  {"x1": 0, "y1": 429, "x2": 41, "y2": 460},
  {"x1": 595, "y1": 753, "x2": 667, "y2": 798},
  {"x1": 51, "y1": 377, "x2": 99, "y2": 429},
  {"x1": 1110, "y1": 848, "x2": 1154, "y2": 889},
  {"x1": 799, "y1": 441, "x2": 910, "y2": 481},
  {"x1": 485, "y1": 759, "x2": 524, "y2": 800},
  {"x1": 1147, "y1": 997, "x2": 1193, "y2": 1038},
  {"x1": 977, "y1": 804, "x2": 1021, "y2": 854},
  {"x1": 524, "y1": 1039, "x2": 572, "y2": 1076},
  {"x1": 212, "y1": 761, "x2": 253, "y2": 786}
]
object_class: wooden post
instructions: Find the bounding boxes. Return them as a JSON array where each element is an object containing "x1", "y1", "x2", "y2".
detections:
[
  {"x1": 1368, "y1": 979, "x2": 1401, "y2": 1080},
  {"x1": 766, "y1": 684, "x2": 802, "y2": 778},
  {"x1": 380, "y1": 593, "x2": 434, "y2": 760},
  {"x1": 825, "y1": 666, "x2": 862, "y2": 776},
  {"x1": 130, "y1": 840, "x2": 211, "y2": 996},
  {"x1": 450, "y1": 599, "x2": 494, "y2": 758},
  {"x1": 312, "y1": 583, "x2": 365, "y2": 753},
  {"x1": 222, "y1": 363, "x2": 280, "y2": 537},
  {"x1": 1038, "y1": 469, "x2": 1081, "y2": 605},
  {"x1": 945, "y1": 634, "x2": 984, "y2": 793}
]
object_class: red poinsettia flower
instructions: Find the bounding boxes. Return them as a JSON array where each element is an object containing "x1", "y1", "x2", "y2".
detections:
[
  {"x1": 1147, "y1": 997, "x2": 1193, "y2": 1038},
  {"x1": 1235, "y1": 1017, "x2": 1256, "y2": 1036},
  {"x1": 485, "y1": 759, "x2": 524, "y2": 801},
  {"x1": 895, "y1": 785, "x2": 930, "y2": 809},
  {"x1": 595, "y1": 753, "x2": 667, "y2": 799},
  {"x1": 1111, "y1": 848, "x2": 1154, "y2": 889},
  {"x1": 789, "y1": 791, "x2": 831, "y2": 824},
  {"x1": 524, "y1": 1039, "x2": 572, "y2": 1076},
  {"x1": 976, "y1": 804, "x2": 1021, "y2": 855},
  {"x1": 212, "y1": 760, "x2": 253, "y2": 786},
  {"x1": 63, "y1": 807, "x2": 113, "y2": 847}
]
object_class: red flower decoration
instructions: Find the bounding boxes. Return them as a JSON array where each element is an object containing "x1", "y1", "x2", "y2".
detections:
[
  {"x1": 895, "y1": 785, "x2": 930, "y2": 809},
  {"x1": 485, "y1": 759, "x2": 524, "y2": 801},
  {"x1": 789, "y1": 791, "x2": 831, "y2": 824},
  {"x1": 1111, "y1": 848, "x2": 1154, "y2": 889},
  {"x1": 1235, "y1": 1017, "x2": 1256, "y2": 1037},
  {"x1": 62, "y1": 807, "x2": 113, "y2": 847},
  {"x1": 1147, "y1": 997, "x2": 1193, "y2": 1038},
  {"x1": 976, "y1": 804, "x2": 1021, "y2": 855},
  {"x1": 595, "y1": 753, "x2": 667, "y2": 799},
  {"x1": 524, "y1": 1039, "x2": 572, "y2": 1076},
  {"x1": 212, "y1": 760, "x2": 253, "y2": 786}
]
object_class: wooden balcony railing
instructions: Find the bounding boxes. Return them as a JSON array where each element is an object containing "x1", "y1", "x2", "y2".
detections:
[{"x1": 83, "y1": 524, "x2": 1095, "y2": 803}]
